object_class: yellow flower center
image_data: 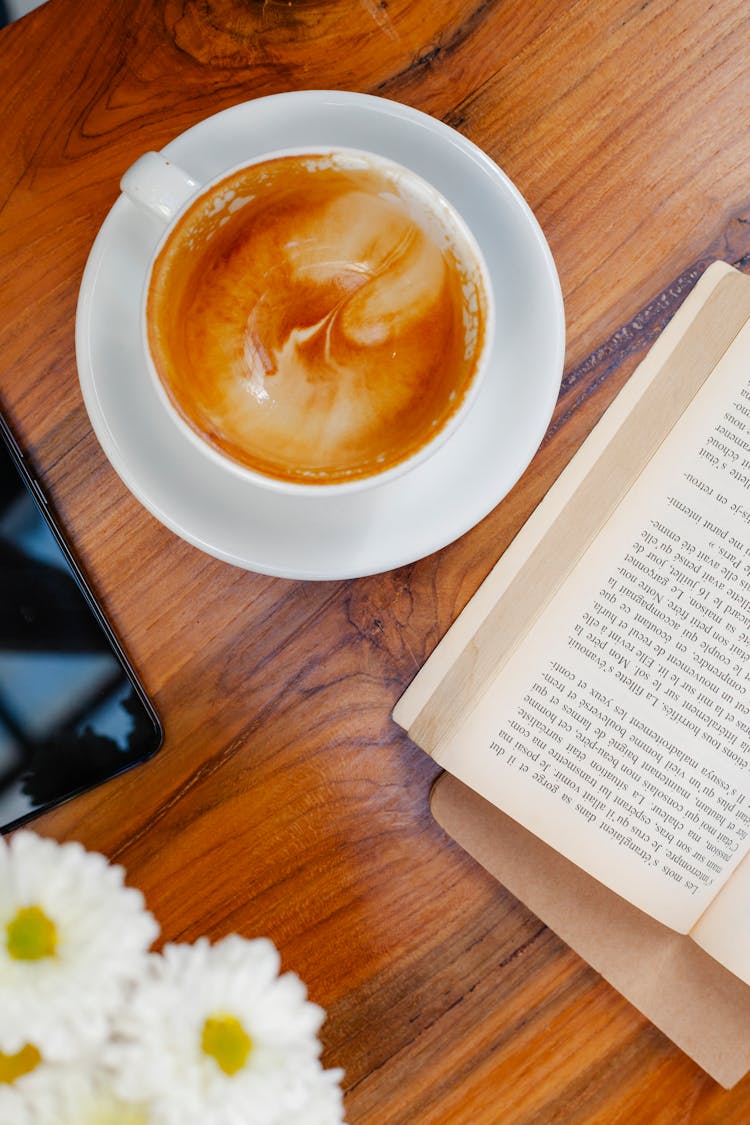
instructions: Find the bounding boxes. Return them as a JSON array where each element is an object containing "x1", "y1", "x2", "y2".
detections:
[
  {"x1": 201, "y1": 1013, "x2": 253, "y2": 1076},
  {"x1": 0, "y1": 1043, "x2": 42, "y2": 1085},
  {"x1": 6, "y1": 905, "x2": 58, "y2": 961}
]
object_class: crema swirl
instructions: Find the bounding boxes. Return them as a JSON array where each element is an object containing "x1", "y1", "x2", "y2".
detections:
[{"x1": 147, "y1": 152, "x2": 489, "y2": 484}]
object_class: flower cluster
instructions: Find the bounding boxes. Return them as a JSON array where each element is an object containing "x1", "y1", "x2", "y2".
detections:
[{"x1": 0, "y1": 832, "x2": 345, "y2": 1124}]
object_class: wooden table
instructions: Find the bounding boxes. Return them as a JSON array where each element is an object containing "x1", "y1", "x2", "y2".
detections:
[{"x1": 2, "y1": 1, "x2": 750, "y2": 1120}]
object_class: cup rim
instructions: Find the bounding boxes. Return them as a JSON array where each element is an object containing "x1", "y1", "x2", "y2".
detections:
[{"x1": 139, "y1": 144, "x2": 496, "y2": 497}]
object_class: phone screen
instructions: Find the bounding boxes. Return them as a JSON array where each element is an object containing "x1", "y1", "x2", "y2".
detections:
[{"x1": 0, "y1": 415, "x2": 162, "y2": 832}]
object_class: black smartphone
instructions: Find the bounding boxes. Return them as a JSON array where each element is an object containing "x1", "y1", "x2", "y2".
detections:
[{"x1": 0, "y1": 412, "x2": 163, "y2": 832}]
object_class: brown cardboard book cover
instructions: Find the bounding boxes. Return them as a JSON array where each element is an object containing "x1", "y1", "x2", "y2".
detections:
[
  {"x1": 394, "y1": 262, "x2": 750, "y2": 1088},
  {"x1": 430, "y1": 773, "x2": 750, "y2": 1088}
]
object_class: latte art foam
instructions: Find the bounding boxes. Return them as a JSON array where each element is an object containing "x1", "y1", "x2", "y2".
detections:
[{"x1": 147, "y1": 154, "x2": 489, "y2": 484}]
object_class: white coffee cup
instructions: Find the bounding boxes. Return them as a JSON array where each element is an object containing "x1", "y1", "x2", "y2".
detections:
[{"x1": 120, "y1": 144, "x2": 494, "y2": 492}]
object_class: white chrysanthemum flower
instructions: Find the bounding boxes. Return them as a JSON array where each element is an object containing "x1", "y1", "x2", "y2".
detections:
[
  {"x1": 0, "y1": 832, "x2": 159, "y2": 1061},
  {"x1": 22, "y1": 1063, "x2": 151, "y2": 1125},
  {"x1": 110, "y1": 935, "x2": 346, "y2": 1125}
]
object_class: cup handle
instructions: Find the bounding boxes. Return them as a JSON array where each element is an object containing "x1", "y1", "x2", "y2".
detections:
[{"x1": 120, "y1": 151, "x2": 200, "y2": 223}]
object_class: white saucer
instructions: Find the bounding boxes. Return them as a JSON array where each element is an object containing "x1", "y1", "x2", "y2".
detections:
[{"x1": 76, "y1": 91, "x2": 565, "y2": 580}]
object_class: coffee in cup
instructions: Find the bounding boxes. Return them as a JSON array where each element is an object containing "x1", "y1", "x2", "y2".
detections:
[{"x1": 123, "y1": 148, "x2": 494, "y2": 493}]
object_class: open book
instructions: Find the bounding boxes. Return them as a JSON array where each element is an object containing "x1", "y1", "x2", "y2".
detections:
[{"x1": 394, "y1": 262, "x2": 750, "y2": 1080}]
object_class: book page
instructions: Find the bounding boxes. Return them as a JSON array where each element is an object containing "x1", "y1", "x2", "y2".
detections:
[
  {"x1": 434, "y1": 319, "x2": 750, "y2": 934},
  {"x1": 690, "y1": 849, "x2": 750, "y2": 986}
]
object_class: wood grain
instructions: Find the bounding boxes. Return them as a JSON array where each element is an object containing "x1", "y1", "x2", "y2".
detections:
[{"x1": 2, "y1": 0, "x2": 750, "y2": 1120}]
